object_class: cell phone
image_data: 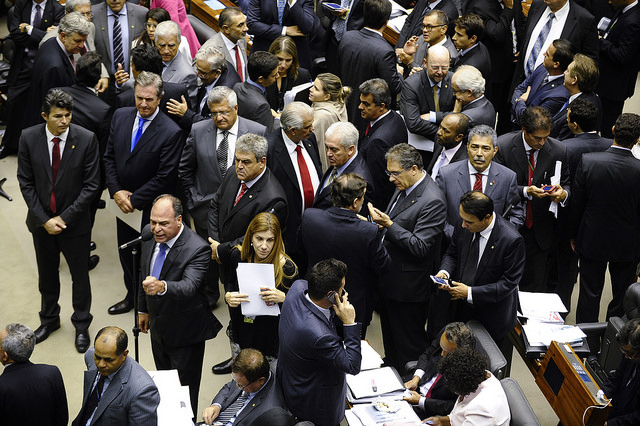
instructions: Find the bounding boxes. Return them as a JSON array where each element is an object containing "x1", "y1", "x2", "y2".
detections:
[
  {"x1": 322, "y1": 2, "x2": 345, "y2": 11},
  {"x1": 431, "y1": 275, "x2": 450, "y2": 288},
  {"x1": 541, "y1": 185, "x2": 555, "y2": 192},
  {"x1": 327, "y1": 291, "x2": 339, "y2": 305}
]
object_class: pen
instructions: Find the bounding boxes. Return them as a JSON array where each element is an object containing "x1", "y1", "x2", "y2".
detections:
[{"x1": 371, "y1": 379, "x2": 377, "y2": 392}]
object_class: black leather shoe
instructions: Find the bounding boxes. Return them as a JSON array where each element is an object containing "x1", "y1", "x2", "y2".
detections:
[
  {"x1": 75, "y1": 330, "x2": 90, "y2": 353},
  {"x1": 89, "y1": 241, "x2": 97, "y2": 251},
  {"x1": 212, "y1": 358, "x2": 233, "y2": 374},
  {"x1": 108, "y1": 299, "x2": 132, "y2": 315},
  {"x1": 34, "y1": 322, "x2": 61, "y2": 344},
  {"x1": 97, "y1": 199, "x2": 106, "y2": 209},
  {"x1": 0, "y1": 145, "x2": 16, "y2": 159},
  {"x1": 88, "y1": 255, "x2": 100, "y2": 271}
]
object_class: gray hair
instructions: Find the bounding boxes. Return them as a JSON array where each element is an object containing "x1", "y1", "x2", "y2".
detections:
[
  {"x1": 1, "y1": 323, "x2": 35, "y2": 363},
  {"x1": 385, "y1": 143, "x2": 424, "y2": 170},
  {"x1": 236, "y1": 133, "x2": 268, "y2": 161},
  {"x1": 453, "y1": 65, "x2": 485, "y2": 97},
  {"x1": 280, "y1": 101, "x2": 313, "y2": 132},
  {"x1": 154, "y1": 20, "x2": 181, "y2": 43},
  {"x1": 65, "y1": 0, "x2": 90, "y2": 13},
  {"x1": 207, "y1": 86, "x2": 238, "y2": 108},
  {"x1": 195, "y1": 45, "x2": 226, "y2": 72},
  {"x1": 325, "y1": 121, "x2": 359, "y2": 150},
  {"x1": 134, "y1": 71, "x2": 164, "y2": 98},
  {"x1": 468, "y1": 125, "x2": 497, "y2": 147},
  {"x1": 59, "y1": 11, "x2": 91, "y2": 36},
  {"x1": 443, "y1": 322, "x2": 476, "y2": 350}
]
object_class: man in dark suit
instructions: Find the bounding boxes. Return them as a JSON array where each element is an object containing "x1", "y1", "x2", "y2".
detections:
[
  {"x1": 403, "y1": 322, "x2": 475, "y2": 418},
  {"x1": 550, "y1": 53, "x2": 602, "y2": 139},
  {"x1": 368, "y1": 144, "x2": 447, "y2": 371},
  {"x1": 602, "y1": 318, "x2": 640, "y2": 425},
  {"x1": 427, "y1": 113, "x2": 470, "y2": 179},
  {"x1": 436, "y1": 125, "x2": 524, "y2": 241},
  {"x1": 451, "y1": 14, "x2": 492, "y2": 80},
  {"x1": 25, "y1": 12, "x2": 90, "y2": 127},
  {"x1": 17, "y1": 89, "x2": 100, "y2": 352},
  {"x1": 0, "y1": 323, "x2": 68, "y2": 426},
  {"x1": 396, "y1": 0, "x2": 459, "y2": 47},
  {"x1": 72, "y1": 326, "x2": 160, "y2": 426},
  {"x1": 494, "y1": 106, "x2": 570, "y2": 293},
  {"x1": 202, "y1": 348, "x2": 286, "y2": 425},
  {"x1": 339, "y1": 0, "x2": 403, "y2": 131},
  {"x1": 319, "y1": 0, "x2": 365, "y2": 75},
  {"x1": 138, "y1": 196, "x2": 222, "y2": 416},
  {"x1": 313, "y1": 122, "x2": 375, "y2": 211},
  {"x1": 400, "y1": 45, "x2": 455, "y2": 146},
  {"x1": 512, "y1": 39, "x2": 571, "y2": 126},
  {"x1": 596, "y1": 0, "x2": 640, "y2": 138},
  {"x1": 246, "y1": 0, "x2": 315, "y2": 69},
  {"x1": 451, "y1": 65, "x2": 496, "y2": 128},
  {"x1": 1, "y1": 0, "x2": 64, "y2": 159},
  {"x1": 266, "y1": 102, "x2": 322, "y2": 269},
  {"x1": 570, "y1": 113, "x2": 640, "y2": 324},
  {"x1": 277, "y1": 259, "x2": 362, "y2": 426},
  {"x1": 436, "y1": 191, "x2": 525, "y2": 352},
  {"x1": 233, "y1": 52, "x2": 279, "y2": 133},
  {"x1": 359, "y1": 79, "x2": 409, "y2": 209},
  {"x1": 103, "y1": 72, "x2": 183, "y2": 315},
  {"x1": 201, "y1": 7, "x2": 248, "y2": 80},
  {"x1": 300, "y1": 173, "x2": 390, "y2": 335}
]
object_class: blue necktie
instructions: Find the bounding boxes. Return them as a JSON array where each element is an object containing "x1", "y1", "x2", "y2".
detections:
[
  {"x1": 151, "y1": 243, "x2": 168, "y2": 278},
  {"x1": 526, "y1": 13, "x2": 555, "y2": 77},
  {"x1": 277, "y1": 0, "x2": 285, "y2": 25},
  {"x1": 130, "y1": 118, "x2": 147, "y2": 152}
]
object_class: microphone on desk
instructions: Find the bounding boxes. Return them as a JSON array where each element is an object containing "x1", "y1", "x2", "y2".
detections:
[
  {"x1": 119, "y1": 224, "x2": 153, "y2": 250},
  {"x1": 502, "y1": 195, "x2": 522, "y2": 219}
]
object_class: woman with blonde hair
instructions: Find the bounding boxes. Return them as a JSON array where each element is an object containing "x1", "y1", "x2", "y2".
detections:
[
  {"x1": 309, "y1": 73, "x2": 352, "y2": 171},
  {"x1": 267, "y1": 35, "x2": 312, "y2": 114},
  {"x1": 209, "y1": 212, "x2": 297, "y2": 366}
]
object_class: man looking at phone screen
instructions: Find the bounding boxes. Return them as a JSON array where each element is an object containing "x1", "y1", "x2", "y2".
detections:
[{"x1": 277, "y1": 258, "x2": 362, "y2": 425}]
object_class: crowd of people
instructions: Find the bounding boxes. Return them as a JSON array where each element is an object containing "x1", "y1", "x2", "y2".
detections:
[{"x1": 2, "y1": 0, "x2": 640, "y2": 423}]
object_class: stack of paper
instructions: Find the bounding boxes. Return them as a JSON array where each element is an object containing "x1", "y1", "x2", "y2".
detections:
[
  {"x1": 519, "y1": 291, "x2": 567, "y2": 323},
  {"x1": 347, "y1": 367, "x2": 405, "y2": 404},
  {"x1": 522, "y1": 323, "x2": 586, "y2": 347},
  {"x1": 361, "y1": 340, "x2": 384, "y2": 371},
  {"x1": 345, "y1": 400, "x2": 421, "y2": 425},
  {"x1": 148, "y1": 370, "x2": 193, "y2": 426}
]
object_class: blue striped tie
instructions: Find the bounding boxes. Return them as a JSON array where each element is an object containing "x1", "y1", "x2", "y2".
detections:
[{"x1": 526, "y1": 13, "x2": 555, "y2": 77}]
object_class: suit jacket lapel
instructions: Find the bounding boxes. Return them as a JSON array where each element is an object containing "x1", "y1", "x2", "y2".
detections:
[
  {"x1": 92, "y1": 361, "x2": 128, "y2": 422},
  {"x1": 456, "y1": 166, "x2": 471, "y2": 194},
  {"x1": 475, "y1": 219, "x2": 499, "y2": 279},
  {"x1": 56, "y1": 128, "x2": 77, "y2": 184},
  {"x1": 129, "y1": 115, "x2": 161, "y2": 157},
  {"x1": 389, "y1": 179, "x2": 424, "y2": 218},
  {"x1": 484, "y1": 165, "x2": 499, "y2": 199},
  {"x1": 511, "y1": 136, "x2": 530, "y2": 179},
  {"x1": 533, "y1": 141, "x2": 552, "y2": 184},
  {"x1": 159, "y1": 232, "x2": 186, "y2": 278},
  {"x1": 275, "y1": 135, "x2": 300, "y2": 190},
  {"x1": 206, "y1": 123, "x2": 221, "y2": 176}
]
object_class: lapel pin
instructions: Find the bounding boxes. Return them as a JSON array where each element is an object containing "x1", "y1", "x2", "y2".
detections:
[
  {"x1": 491, "y1": 245, "x2": 494, "y2": 250},
  {"x1": 249, "y1": 195, "x2": 253, "y2": 199},
  {"x1": 72, "y1": 145, "x2": 76, "y2": 149},
  {"x1": 489, "y1": 180, "x2": 495, "y2": 186}
]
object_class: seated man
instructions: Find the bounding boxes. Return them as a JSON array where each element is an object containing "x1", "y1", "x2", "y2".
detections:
[
  {"x1": 451, "y1": 65, "x2": 496, "y2": 128},
  {"x1": 202, "y1": 348, "x2": 286, "y2": 425},
  {"x1": 403, "y1": 322, "x2": 476, "y2": 418},
  {"x1": 603, "y1": 318, "x2": 640, "y2": 424}
]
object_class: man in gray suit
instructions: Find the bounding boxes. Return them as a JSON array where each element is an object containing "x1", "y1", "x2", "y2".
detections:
[
  {"x1": 451, "y1": 65, "x2": 496, "y2": 128},
  {"x1": 72, "y1": 326, "x2": 160, "y2": 426},
  {"x1": 436, "y1": 125, "x2": 524, "y2": 241},
  {"x1": 202, "y1": 7, "x2": 248, "y2": 81},
  {"x1": 202, "y1": 348, "x2": 286, "y2": 425},
  {"x1": 155, "y1": 21, "x2": 197, "y2": 105}
]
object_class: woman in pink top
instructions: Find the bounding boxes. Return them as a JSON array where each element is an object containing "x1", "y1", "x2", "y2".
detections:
[{"x1": 150, "y1": 0, "x2": 201, "y2": 57}]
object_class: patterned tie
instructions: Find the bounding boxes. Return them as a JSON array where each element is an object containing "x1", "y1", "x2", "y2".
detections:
[
  {"x1": 277, "y1": 0, "x2": 286, "y2": 25},
  {"x1": 526, "y1": 13, "x2": 555, "y2": 77},
  {"x1": 526, "y1": 149, "x2": 535, "y2": 228},
  {"x1": 217, "y1": 130, "x2": 229, "y2": 177},
  {"x1": 151, "y1": 243, "x2": 168, "y2": 278},
  {"x1": 473, "y1": 173, "x2": 483, "y2": 191},
  {"x1": 79, "y1": 374, "x2": 106, "y2": 426},
  {"x1": 33, "y1": 4, "x2": 42, "y2": 28},
  {"x1": 332, "y1": 0, "x2": 351, "y2": 42},
  {"x1": 295, "y1": 144, "x2": 315, "y2": 209},
  {"x1": 50, "y1": 137, "x2": 61, "y2": 214},
  {"x1": 112, "y1": 13, "x2": 124, "y2": 72},
  {"x1": 329, "y1": 167, "x2": 338, "y2": 185},
  {"x1": 130, "y1": 118, "x2": 147, "y2": 152},
  {"x1": 234, "y1": 183, "x2": 248, "y2": 206},
  {"x1": 433, "y1": 84, "x2": 440, "y2": 112},
  {"x1": 234, "y1": 45, "x2": 244, "y2": 81},
  {"x1": 216, "y1": 392, "x2": 249, "y2": 424}
]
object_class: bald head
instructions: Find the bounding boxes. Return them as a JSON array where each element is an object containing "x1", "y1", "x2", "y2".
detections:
[{"x1": 425, "y1": 45, "x2": 450, "y2": 83}]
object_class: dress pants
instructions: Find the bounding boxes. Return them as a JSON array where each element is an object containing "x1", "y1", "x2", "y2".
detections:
[
  {"x1": 519, "y1": 226, "x2": 554, "y2": 292},
  {"x1": 599, "y1": 97, "x2": 624, "y2": 139},
  {"x1": 548, "y1": 237, "x2": 579, "y2": 313},
  {"x1": 576, "y1": 257, "x2": 638, "y2": 323},
  {"x1": 32, "y1": 227, "x2": 92, "y2": 331},
  {"x1": 116, "y1": 218, "x2": 139, "y2": 304},
  {"x1": 379, "y1": 298, "x2": 429, "y2": 373},
  {"x1": 151, "y1": 335, "x2": 205, "y2": 416}
]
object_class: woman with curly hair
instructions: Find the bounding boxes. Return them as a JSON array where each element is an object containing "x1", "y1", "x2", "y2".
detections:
[{"x1": 425, "y1": 348, "x2": 510, "y2": 425}]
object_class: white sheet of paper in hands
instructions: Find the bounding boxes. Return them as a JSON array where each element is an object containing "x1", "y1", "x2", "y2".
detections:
[{"x1": 237, "y1": 262, "x2": 280, "y2": 317}]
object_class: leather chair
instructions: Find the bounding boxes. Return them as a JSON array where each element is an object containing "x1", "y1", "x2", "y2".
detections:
[
  {"x1": 187, "y1": 14, "x2": 216, "y2": 45},
  {"x1": 501, "y1": 377, "x2": 541, "y2": 426}
]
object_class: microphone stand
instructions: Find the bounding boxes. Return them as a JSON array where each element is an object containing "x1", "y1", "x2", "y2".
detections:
[{"x1": 131, "y1": 246, "x2": 141, "y2": 362}]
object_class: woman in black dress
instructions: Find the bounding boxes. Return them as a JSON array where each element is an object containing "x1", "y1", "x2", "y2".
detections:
[{"x1": 266, "y1": 35, "x2": 312, "y2": 114}]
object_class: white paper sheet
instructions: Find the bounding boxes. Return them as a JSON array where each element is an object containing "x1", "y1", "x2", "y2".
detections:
[
  {"x1": 148, "y1": 370, "x2": 193, "y2": 426},
  {"x1": 237, "y1": 263, "x2": 280, "y2": 317},
  {"x1": 107, "y1": 198, "x2": 142, "y2": 231},
  {"x1": 347, "y1": 366, "x2": 404, "y2": 399},
  {"x1": 519, "y1": 291, "x2": 567, "y2": 314},
  {"x1": 361, "y1": 340, "x2": 384, "y2": 370},
  {"x1": 548, "y1": 160, "x2": 562, "y2": 217},
  {"x1": 283, "y1": 82, "x2": 313, "y2": 107}
]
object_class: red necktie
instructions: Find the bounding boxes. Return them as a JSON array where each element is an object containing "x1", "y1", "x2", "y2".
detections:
[
  {"x1": 473, "y1": 173, "x2": 483, "y2": 191},
  {"x1": 235, "y1": 45, "x2": 244, "y2": 81},
  {"x1": 364, "y1": 123, "x2": 371, "y2": 136},
  {"x1": 50, "y1": 137, "x2": 61, "y2": 213},
  {"x1": 295, "y1": 145, "x2": 314, "y2": 209},
  {"x1": 526, "y1": 150, "x2": 535, "y2": 228},
  {"x1": 234, "y1": 183, "x2": 248, "y2": 206},
  {"x1": 425, "y1": 373, "x2": 442, "y2": 398}
]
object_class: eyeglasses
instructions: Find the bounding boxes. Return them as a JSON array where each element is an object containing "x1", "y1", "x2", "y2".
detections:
[
  {"x1": 234, "y1": 378, "x2": 256, "y2": 391},
  {"x1": 211, "y1": 110, "x2": 232, "y2": 118},
  {"x1": 428, "y1": 65, "x2": 449, "y2": 72},
  {"x1": 422, "y1": 24, "x2": 446, "y2": 31},
  {"x1": 385, "y1": 166, "x2": 412, "y2": 177},
  {"x1": 620, "y1": 347, "x2": 640, "y2": 359}
]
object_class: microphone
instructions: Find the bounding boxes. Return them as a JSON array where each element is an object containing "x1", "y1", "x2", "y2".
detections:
[
  {"x1": 502, "y1": 195, "x2": 522, "y2": 219},
  {"x1": 119, "y1": 224, "x2": 153, "y2": 250}
]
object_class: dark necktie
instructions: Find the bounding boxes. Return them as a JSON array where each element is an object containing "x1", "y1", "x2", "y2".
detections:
[
  {"x1": 295, "y1": 144, "x2": 315, "y2": 209},
  {"x1": 217, "y1": 131, "x2": 229, "y2": 177},
  {"x1": 33, "y1": 4, "x2": 42, "y2": 28},
  {"x1": 197, "y1": 85, "x2": 207, "y2": 113},
  {"x1": 151, "y1": 243, "x2": 168, "y2": 279},
  {"x1": 112, "y1": 13, "x2": 124, "y2": 71},
  {"x1": 526, "y1": 13, "x2": 555, "y2": 77},
  {"x1": 130, "y1": 118, "x2": 147, "y2": 152},
  {"x1": 460, "y1": 233, "x2": 480, "y2": 286},
  {"x1": 216, "y1": 392, "x2": 249, "y2": 423},
  {"x1": 234, "y1": 183, "x2": 248, "y2": 206},
  {"x1": 328, "y1": 167, "x2": 338, "y2": 187},
  {"x1": 50, "y1": 137, "x2": 61, "y2": 214},
  {"x1": 389, "y1": 191, "x2": 406, "y2": 215},
  {"x1": 473, "y1": 173, "x2": 483, "y2": 191},
  {"x1": 234, "y1": 45, "x2": 244, "y2": 81},
  {"x1": 526, "y1": 149, "x2": 535, "y2": 228},
  {"x1": 80, "y1": 374, "x2": 106, "y2": 426}
]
